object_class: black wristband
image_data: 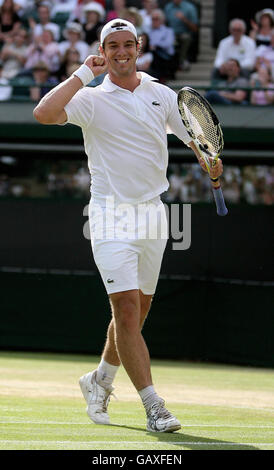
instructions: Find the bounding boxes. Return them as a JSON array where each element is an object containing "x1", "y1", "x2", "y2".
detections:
[{"x1": 210, "y1": 177, "x2": 219, "y2": 182}]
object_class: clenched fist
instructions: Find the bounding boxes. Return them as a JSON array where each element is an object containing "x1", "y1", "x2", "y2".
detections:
[{"x1": 84, "y1": 55, "x2": 108, "y2": 77}]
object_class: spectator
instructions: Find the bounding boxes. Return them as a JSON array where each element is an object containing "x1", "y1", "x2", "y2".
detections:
[
  {"x1": 59, "y1": 21, "x2": 89, "y2": 62},
  {"x1": 29, "y1": 60, "x2": 58, "y2": 101},
  {"x1": 51, "y1": 0, "x2": 77, "y2": 18},
  {"x1": 57, "y1": 46, "x2": 81, "y2": 81},
  {"x1": 73, "y1": 166, "x2": 90, "y2": 197},
  {"x1": 213, "y1": 18, "x2": 256, "y2": 79},
  {"x1": 70, "y1": 0, "x2": 106, "y2": 23},
  {"x1": 88, "y1": 24, "x2": 103, "y2": 55},
  {"x1": 165, "y1": 164, "x2": 184, "y2": 202},
  {"x1": 164, "y1": 0, "x2": 198, "y2": 71},
  {"x1": 136, "y1": 32, "x2": 153, "y2": 72},
  {"x1": 121, "y1": 7, "x2": 143, "y2": 35},
  {"x1": 8, "y1": 0, "x2": 30, "y2": 17},
  {"x1": 146, "y1": 8, "x2": 176, "y2": 81},
  {"x1": 205, "y1": 59, "x2": 249, "y2": 105},
  {"x1": 0, "y1": 59, "x2": 12, "y2": 100},
  {"x1": 0, "y1": 173, "x2": 10, "y2": 196},
  {"x1": 139, "y1": 0, "x2": 158, "y2": 33},
  {"x1": 0, "y1": 0, "x2": 31, "y2": 16},
  {"x1": 0, "y1": 27, "x2": 27, "y2": 78},
  {"x1": 255, "y1": 28, "x2": 274, "y2": 79},
  {"x1": 28, "y1": 2, "x2": 60, "y2": 42},
  {"x1": 82, "y1": 2, "x2": 105, "y2": 45},
  {"x1": 0, "y1": 0, "x2": 21, "y2": 44},
  {"x1": 24, "y1": 26, "x2": 60, "y2": 73},
  {"x1": 250, "y1": 66, "x2": 274, "y2": 105},
  {"x1": 106, "y1": 0, "x2": 125, "y2": 23},
  {"x1": 249, "y1": 8, "x2": 274, "y2": 47}
]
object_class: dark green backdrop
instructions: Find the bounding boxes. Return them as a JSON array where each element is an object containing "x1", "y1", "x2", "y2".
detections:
[
  {"x1": 0, "y1": 200, "x2": 273, "y2": 367},
  {"x1": 0, "y1": 272, "x2": 273, "y2": 367}
]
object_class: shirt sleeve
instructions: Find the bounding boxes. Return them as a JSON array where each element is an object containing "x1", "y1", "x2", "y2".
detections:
[
  {"x1": 64, "y1": 88, "x2": 94, "y2": 129},
  {"x1": 186, "y1": 4, "x2": 198, "y2": 24},
  {"x1": 166, "y1": 89, "x2": 192, "y2": 145},
  {"x1": 214, "y1": 38, "x2": 226, "y2": 68},
  {"x1": 240, "y1": 38, "x2": 256, "y2": 70}
]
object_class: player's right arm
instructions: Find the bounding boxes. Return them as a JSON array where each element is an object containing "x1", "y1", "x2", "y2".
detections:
[{"x1": 33, "y1": 55, "x2": 107, "y2": 125}]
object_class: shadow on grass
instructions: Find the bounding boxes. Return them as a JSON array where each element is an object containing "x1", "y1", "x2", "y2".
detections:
[{"x1": 109, "y1": 424, "x2": 259, "y2": 450}]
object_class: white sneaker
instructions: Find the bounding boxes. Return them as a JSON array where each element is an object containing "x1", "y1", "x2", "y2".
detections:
[
  {"x1": 79, "y1": 370, "x2": 114, "y2": 425},
  {"x1": 146, "y1": 398, "x2": 181, "y2": 433}
]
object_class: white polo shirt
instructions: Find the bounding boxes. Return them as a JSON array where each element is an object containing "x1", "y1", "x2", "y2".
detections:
[
  {"x1": 64, "y1": 72, "x2": 191, "y2": 204},
  {"x1": 214, "y1": 35, "x2": 256, "y2": 70}
]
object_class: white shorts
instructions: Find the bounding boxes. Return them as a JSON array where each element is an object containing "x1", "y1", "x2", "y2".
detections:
[{"x1": 89, "y1": 196, "x2": 168, "y2": 295}]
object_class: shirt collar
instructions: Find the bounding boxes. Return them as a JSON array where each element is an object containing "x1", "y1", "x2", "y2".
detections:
[
  {"x1": 101, "y1": 72, "x2": 158, "y2": 92},
  {"x1": 230, "y1": 34, "x2": 245, "y2": 45}
]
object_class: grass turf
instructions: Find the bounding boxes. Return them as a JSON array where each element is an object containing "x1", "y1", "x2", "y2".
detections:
[{"x1": 0, "y1": 351, "x2": 273, "y2": 450}]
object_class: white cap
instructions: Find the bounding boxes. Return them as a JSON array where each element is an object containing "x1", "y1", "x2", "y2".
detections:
[
  {"x1": 100, "y1": 19, "x2": 137, "y2": 45},
  {"x1": 83, "y1": 2, "x2": 106, "y2": 22}
]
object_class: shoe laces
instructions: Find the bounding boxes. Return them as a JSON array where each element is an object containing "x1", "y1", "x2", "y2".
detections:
[
  {"x1": 148, "y1": 399, "x2": 173, "y2": 420},
  {"x1": 100, "y1": 390, "x2": 117, "y2": 413}
]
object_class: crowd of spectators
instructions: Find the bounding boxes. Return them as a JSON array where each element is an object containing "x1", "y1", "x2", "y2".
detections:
[
  {"x1": 164, "y1": 163, "x2": 274, "y2": 206},
  {"x1": 0, "y1": 0, "x2": 200, "y2": 96},
  {"x1": 207, "y1": 10, "x2": 274, "y2": 106},
  {"x1": 0, "y1": 157, "x2": 273, "y2": 206},
  {"x1": 0, "y1": 2, "x2": 273, "y2": 104}
]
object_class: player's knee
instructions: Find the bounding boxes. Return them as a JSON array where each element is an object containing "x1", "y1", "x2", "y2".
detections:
[{"x1": 112, "y1": 295, "x2": 140, "y2": 333}]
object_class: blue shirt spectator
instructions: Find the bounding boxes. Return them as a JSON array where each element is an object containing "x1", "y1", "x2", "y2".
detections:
[
  {"x1": 164, "y1": 0, "x2": 198, "y2": 35},
  {"x1": 146, "y1": 9, "x2": 175, "y2": 56}
]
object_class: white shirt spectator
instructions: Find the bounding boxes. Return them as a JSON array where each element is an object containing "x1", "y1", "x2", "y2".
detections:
[
  {"x1": 0, "y1": 77, "x2": 12, "y2": 101},
  {"x1": 256, "y1": 44, "x2": 274, "y2": 77},
  {"x1": 139, "y1": 8, "x2": 152, "y2": 32},
  {"x1": 33, "y1": 22, "x2": 60, "y2": 42},
  {"x1": 51, "y1": 0, "x2": 77, "y2": 17},
  {"x1": 136, "y1": 51, "x2": 153, "y2": 69},
  {"x1": 214, "y1": 35, "x2": 256, "y2": 70},
  {"x1": 59, "y1": 40, "x2": 89, "y2": 63}
]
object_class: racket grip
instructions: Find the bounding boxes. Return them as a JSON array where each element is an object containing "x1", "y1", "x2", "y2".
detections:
[{"x1": 212, "y1": 186, "x2": 228, "y2": 216}]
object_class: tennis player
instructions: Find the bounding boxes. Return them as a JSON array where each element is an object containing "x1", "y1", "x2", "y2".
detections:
[{"x1": 33, "y1": 19, "x2": 223, "y2": 433}]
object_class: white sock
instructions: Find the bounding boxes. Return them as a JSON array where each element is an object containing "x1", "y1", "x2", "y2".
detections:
[
  {"x1": 138, "y1": 385, "x2": 162, "y2": 412},
  {"x1": 96, "y1": 358, "x2": 119, "y2": 389}
]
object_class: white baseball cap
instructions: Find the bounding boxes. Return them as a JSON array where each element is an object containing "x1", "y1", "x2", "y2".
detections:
[{"x1": 100, "y1": 18, "x2": 137, "y2": 45}]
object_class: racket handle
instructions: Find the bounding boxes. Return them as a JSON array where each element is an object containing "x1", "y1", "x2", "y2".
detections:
[{"x1": 212, "y1": 186, "x2": 228, "y2": 216}]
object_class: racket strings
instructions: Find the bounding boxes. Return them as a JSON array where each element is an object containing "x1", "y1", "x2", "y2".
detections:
[{"x1": 178, "y1": 92, "x2": 222, "y2": 155}]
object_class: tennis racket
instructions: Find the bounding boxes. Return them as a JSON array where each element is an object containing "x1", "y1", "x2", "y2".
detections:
[{"x1": 177, "y1": 86, "x2": 228, "y2": 216}]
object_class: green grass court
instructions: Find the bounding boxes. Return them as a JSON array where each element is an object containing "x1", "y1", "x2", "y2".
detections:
[{"x1": 0, "y1": 351, "x2": 273, "y2": 450}]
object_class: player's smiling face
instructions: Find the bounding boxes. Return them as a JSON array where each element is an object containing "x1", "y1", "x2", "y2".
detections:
[{"x1": 101, "y1": 31, "x2": 138, "y2": 78}]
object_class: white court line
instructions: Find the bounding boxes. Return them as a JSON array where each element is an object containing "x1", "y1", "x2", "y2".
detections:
[
  {"x1": 1, "y1": 421, "x2": 274, "y2": 428},
  {"x1": 1, "y1": 404, "x2": 273, "y2": 412},
  {"x1": 0, "y1": 440, "x2": 273, "y2": 446}
]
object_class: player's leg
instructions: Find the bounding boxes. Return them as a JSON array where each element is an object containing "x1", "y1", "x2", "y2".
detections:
[
  {"x1": 101, "y1": 290, "x2": 152, "y2": 362},
  {"x1": 109, "y1": 289, "x2": 153, "y2": 391},
  {"x1": 79, "y1": 289, "x2": 153, "y2": 425},
  {"x1": 100, "y1": 289, "x2": 152, "y2": 368},
  {"x1": 135, "y1": 202, "x2": 181, "y2": 432},
  {"x1": 92, "y1": 291, "x2": 152, "y2": 391}
]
